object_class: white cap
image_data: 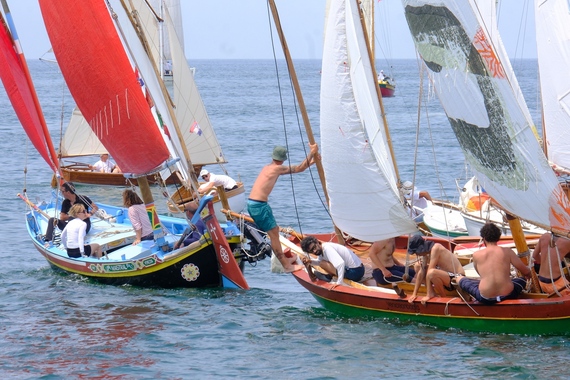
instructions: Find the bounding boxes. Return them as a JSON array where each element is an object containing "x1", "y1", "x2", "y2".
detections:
[
  {"x1": 199, "y1": 169, "x2": 209, "y2": 177},
  {"x1": 402, "y1": 181, "x2": 413, "y2": 196}
]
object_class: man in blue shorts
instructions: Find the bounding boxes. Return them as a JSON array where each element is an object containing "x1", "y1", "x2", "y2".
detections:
[
  {"x1": 247, "y1": 143, "x2": 319, "y2": 272},
  {"x1": 456, "y1": 222, "x2": 531, "y2": 304}
]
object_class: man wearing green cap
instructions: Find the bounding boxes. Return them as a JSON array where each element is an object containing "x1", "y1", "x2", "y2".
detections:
[{"x1": 247, "y1": 143, "x2": 319, "y2": 272}]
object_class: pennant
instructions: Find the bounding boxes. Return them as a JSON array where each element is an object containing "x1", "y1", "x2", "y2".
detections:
[{"x1": 189, "y1": 121, "x2": 202, "y2": 136}]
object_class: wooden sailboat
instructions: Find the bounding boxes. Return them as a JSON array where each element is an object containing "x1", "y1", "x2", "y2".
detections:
[
  {"x1": 0, "y1": 0, "x2": 271, "y2": 289},
  {"x1": 275, "y1": 0, "x2": 570, "y2": 334}
]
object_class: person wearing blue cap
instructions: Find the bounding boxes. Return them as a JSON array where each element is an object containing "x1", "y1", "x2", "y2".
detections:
[{"x1": 247, "y1": 143, "x2": 319, "y2": 273}]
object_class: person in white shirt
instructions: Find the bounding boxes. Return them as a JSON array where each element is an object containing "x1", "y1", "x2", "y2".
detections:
[
  {"x1": 90, "y1": 153, "x2": 121, "y2": 173},
  {"x1": 122, "y1": 189, "x2": 153, "y2": 245},
  {"x1": 401, "y1": 180, "x2": 432, "y2": 222},
  {"x1": 198, "y1": 169, "x2": 238, "y2": 195},
  {"x1": 301, "y1": 236, "x2": 364, "y2": 287},
  {"x1": 60, "y1": 204, "x2": 102, "y2": 258}
]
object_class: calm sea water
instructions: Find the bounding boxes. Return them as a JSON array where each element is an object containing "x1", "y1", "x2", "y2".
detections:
[{"x1": 1, "y1": 58, "x2": 568, "y2": 379}]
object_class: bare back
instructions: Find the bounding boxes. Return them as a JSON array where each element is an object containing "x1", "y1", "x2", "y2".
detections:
[
  {"x1": 249, "y1": 162, "x2": 290, "y2": 201},
  {"x1": 473, "y1": 245, "x2": 519, "y2": 298},
  {"x1": 430, "y1": 244, "x2": 465, "y2": 275},
  {"x1": 535, "y1": 234, "x2": 570, "y2": 279}
]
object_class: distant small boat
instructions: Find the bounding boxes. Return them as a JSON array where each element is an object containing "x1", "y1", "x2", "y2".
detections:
[{"x1": 378, "y1": 78, "x2": 396, "y2": 97}]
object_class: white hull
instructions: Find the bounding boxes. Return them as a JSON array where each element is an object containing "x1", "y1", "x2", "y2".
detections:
[
  {"x1": 462, "y1": 208, "x2": 545, "y2": 237},
  {"x1": 422, "y1": 202, "x2": 468, "y2": 238}
]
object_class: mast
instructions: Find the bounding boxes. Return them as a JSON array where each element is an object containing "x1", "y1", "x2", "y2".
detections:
[{"x1": 267, "y1": 0, "x2": 345, "y2": 243}]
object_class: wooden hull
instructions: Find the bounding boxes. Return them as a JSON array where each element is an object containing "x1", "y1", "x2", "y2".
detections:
[
  {"x1": 285, "y1": 233, "x2": 569, "y2": 335},
  {"x1": 59, "y1": 165, "x2": 180, "y2": 186},
  {"x1": 378, "y1": 80, "x2": 395, "y2": 97},
  {"x1": 26, "y1": 197, "x2": 253, "y2": 289}
]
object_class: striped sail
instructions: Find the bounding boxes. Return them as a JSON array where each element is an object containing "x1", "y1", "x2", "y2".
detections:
[
  {"x1": 320, "y1": 0, "x2": 418, "y2": 242},
  {"x1": 535, "y1": 0, "x2": 570, "y2": 173},
  {"x1": 39, "y1": 0, "x2": 170, "y2": 175},
  {"x1": 401, "y1": 0, "x2": 570, "y2": 231}
]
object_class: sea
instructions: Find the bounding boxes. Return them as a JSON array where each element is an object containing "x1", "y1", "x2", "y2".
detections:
[{"x1": 0, "y1": 58, "x2": 568, "y2": 379}]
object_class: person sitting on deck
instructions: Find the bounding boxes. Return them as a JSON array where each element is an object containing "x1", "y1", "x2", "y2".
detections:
[
  {"x1": 173, "y1": 202, "x2": 207, "y2": 249},
  {"x1": 44, "y1": 182, "x2": 98, "y2": 246},
  {"x1": 406, "y1": 235, "x2": 465, "y2": 304},
  {"x1": 301, "y1": 236, "x2": 365, "y2": 288},
  {"x1": 60, "y1": 204, "x2": 102, "y2": 259},
  {"x1": 90, "y1": 153, "x2": 121, "y2": 173},
  {"x1": 370, "y1": 237, "x2": 417, "y2": 286},
  {"x1": 456, "y1": 222, "x2": 531, "y2": 304},
  {"x1": 198, "y1": 169, "x2": 238, "y2": 195},
  {"x1": 532, "y1": 232, "x2": 570, "y2": 295},
  {"x1": 122, "y1": 189, "x2": 153, "y2": 245}
]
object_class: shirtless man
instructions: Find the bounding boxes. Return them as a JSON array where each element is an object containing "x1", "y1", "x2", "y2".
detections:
[
  {"x1": 370, "y1": 238, "x2": 416, "y2": 285},
  {"x1": 247, "y1": 143, "x2": 319, "y2": 272},
  {"x1": 457, "y1": 222, "x2": 531, "y2": 304},
  {"x1": 406, "y1": 235, "x2": 465, "y2": 304},
  {"x1": 532, "y1": 232, "x2": 570, "y2": 295}
]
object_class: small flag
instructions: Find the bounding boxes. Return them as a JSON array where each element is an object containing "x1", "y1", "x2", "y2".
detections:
[{"x1": 189, "y1": 121, "x2": 202, "y2": 136}]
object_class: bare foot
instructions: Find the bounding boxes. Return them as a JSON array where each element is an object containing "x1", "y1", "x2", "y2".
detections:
[
  {"x1": 283, "y1": 264, "x2": 304, "y2": 273},
  {"x1": 408, "y1": 295, "x2": 417, "y2": 304},
  {"x1": 421, "y1": 295, "x2": 433, "y2": 305}
]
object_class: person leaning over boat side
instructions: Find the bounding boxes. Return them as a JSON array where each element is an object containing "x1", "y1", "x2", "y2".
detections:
[
  {"x1": 60, "y1": 204, "x2": 102, "y2": 259},
  {"x1": 90, "y1": 153, "x2": 121, "y2": 173},
  {"x1": 401, "y1": 181, "x2": 432, "y2": 222},
  {"x1": 197, "y1": 169, "x2": 238, "y2": 195},
  {"x1": 173, "y1": 202, "x2": 207, "y2": 249},
  {"x1": 247, "y1": 143, "x2": 319, "y2": 273},
  {"x1": 44, "y1": 182, "x2": 98, "y2": 245},
  {"x1": 532, "y1": 232, "x2": 570, "y2": 295},
  {"x1": 122, "y1": 189, "x2": 153, "y2": 245},
  {"x1": 456, "y1": 222, "x2": 531, "y2": 304},
  {"x1": 406, "y1": 235, "x2": 465, "y2": 305},
  {"x1": 300, "y1": 236, "x2": 365, "y2": 288},
  {"x1": 370, "y1": 237, "x2": 417, "y2": 286}
]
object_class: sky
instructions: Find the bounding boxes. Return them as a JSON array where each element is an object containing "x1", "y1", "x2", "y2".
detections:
[{"x1": 6, "y1": 0, "x2": 536, "y2": 60}]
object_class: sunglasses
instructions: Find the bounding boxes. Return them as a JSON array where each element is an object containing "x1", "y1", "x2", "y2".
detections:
[{"x1": 307, "y1": 242, "x2": 320, "y2": 254}]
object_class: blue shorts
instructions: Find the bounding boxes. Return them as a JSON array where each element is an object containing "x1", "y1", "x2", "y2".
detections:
[
  {"x1": 459, "y1": 277, "x2": 527, "y2": 304},
  {"x1": 247, "y1": 199, "x2": 277, "y2": 232},
  {"x1": 345, "y1": 264, "x2": 365, "y2": 282},
  {"x1": 372, "y1": 265, "x2": 416, "y2": 285}
]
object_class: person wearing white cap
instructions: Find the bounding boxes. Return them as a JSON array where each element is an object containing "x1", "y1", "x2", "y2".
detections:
[
  {"x1": 198, "y1": 169, "x2": 238, "y2": 195},
  {"x1": 247, "y1": 143, "x2": 319, "y2": 273},
  {"x1": 401, "y1": 180, "x2": 432, "y2": 222}
]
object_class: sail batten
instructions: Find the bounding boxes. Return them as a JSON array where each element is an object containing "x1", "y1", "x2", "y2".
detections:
[
  {"x1": 402, "y1": 0, "x2": 570, "y2": 232},
  {"x1": 321, "y1": 0, "x2": 417, "y2": 242}
]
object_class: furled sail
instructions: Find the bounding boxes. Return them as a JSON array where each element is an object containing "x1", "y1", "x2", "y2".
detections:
[
  {"x1": 535, "y1": 0, "x2": 570, "y2": 173},
  {"x1": 0, "y1": 10, "x2": 58, "y2": 172},
  {"x1": 39, "y1": 0, "x2": 170, "y2": 175},
  {"x1": 401, "y1": 0, "x2": 570, "y2": 231},
  {"x1": 320, "y1": 0, "x2": 418, "y2": 241}
]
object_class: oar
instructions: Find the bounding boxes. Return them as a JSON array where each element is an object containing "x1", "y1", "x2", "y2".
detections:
[
  {"x1": 17, "y1": 193, "x2": 50, "y2": 218},
  {"x1": 221, "y1": 208, "x2": 306, "y2": 240}
]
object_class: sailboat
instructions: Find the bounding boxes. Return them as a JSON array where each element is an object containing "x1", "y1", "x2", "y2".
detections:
[
  {"x1": 360, "y1": 0, "x2": 396, "y2": 97},
  {"x1": 274, "y1": 0, "x2": 570, "y2": 334},
  {"x1": 1, "y1": 0, "x2": 272, "y2": 289}
]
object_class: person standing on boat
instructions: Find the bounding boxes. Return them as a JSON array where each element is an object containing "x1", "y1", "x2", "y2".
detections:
[
  {"x1": 406, "y1": 235, "x2": 465, "y2": 305},
  {"x1": 247, "y1": 143, "x2": 319, "y2": 273},
  {"x1": 456, "y1": 222, "x2": 531, "y2": 304},
  {"x1": 198, "y1": 169, "x2": 238, "y2": 195},
  {"x1": 300, "y1": 236, "x2": 365, "y2": 287},
  {"x1": 401, "y1": 181, "x2": 432, "y2": 222},
  {"x1": 532, "y1": 232, "x2": 570, "y2": 295},
  {"x1": 90, "y1": 153, "x2": 121, "y2": 173},
  {"x1": 122, "y1": 189, "x2": 154, "y2": 245},
  {"x1": 44, "y1": 182, "x2": 98, "y2": 246},
  {"x1": 60, "y1": 204, "x2": 102, "y2": 258}
]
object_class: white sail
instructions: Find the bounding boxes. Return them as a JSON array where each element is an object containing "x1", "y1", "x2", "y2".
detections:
[
  {"x1": 320, "y1": 0, "x2": 417, "y2": 242},
  {"x1": 401, "y1": 0, "x2": 570, "y2": 231},
  {"x1": 165, "y1": 8, "x2": 226, "y2": 165},
  {"x1": 59, "y1": 108, "x2": 107, "y2": 157},
  {"x1": 535, "y1": 0, "x2": 570, "y2": 173}
]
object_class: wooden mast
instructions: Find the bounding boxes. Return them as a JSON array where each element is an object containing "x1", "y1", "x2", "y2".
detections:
[{"x1": 267, "y1": 0, "x2": 345, "y2": 244}]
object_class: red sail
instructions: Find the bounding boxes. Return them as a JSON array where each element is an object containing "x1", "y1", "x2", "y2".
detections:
[
  {"x1": 0, "y1": 17, "x2": 57, "y2": 172},
  {"x1": 38, "y1": 0, "x2": 170, "y2": 175}
]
